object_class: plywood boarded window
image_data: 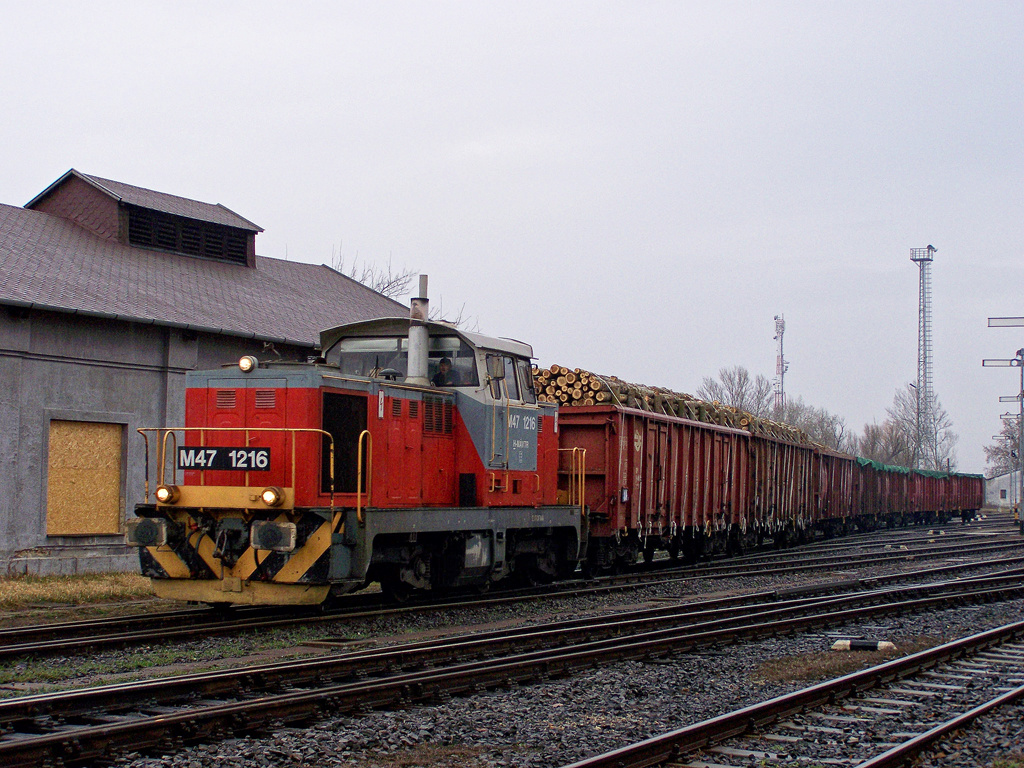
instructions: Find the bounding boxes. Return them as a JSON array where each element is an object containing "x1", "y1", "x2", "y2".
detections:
[{"x1": 46, "y1": 421, "x2": 123, "y2": 536}]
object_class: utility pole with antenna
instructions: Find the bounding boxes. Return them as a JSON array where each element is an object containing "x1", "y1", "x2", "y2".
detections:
[
  {"x1": 773, "y1": 315, "x2": 788, "y2": 413},
  {"x1": 911, "y1": 245, "x2": 937, "y2": 469}
]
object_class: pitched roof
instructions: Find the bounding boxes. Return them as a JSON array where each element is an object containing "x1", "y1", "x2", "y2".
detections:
[
  {"x1": 26, "y1": 169, "x2": 263, "y2": 232},
  {"x1": 0, "y1": 203, "x2": 407, "y2": 348}
]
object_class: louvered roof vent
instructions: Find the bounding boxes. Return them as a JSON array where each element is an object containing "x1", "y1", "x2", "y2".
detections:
[{"x1": 25, "y1": 169, "x2": 262, "y2": 267}]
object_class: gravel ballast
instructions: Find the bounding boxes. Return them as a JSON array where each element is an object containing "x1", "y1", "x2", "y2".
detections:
[{"x1": 116, "y1": 589, "x2": 1024, "y2": 768}]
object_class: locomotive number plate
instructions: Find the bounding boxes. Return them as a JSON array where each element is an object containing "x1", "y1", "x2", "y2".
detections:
[{"x1": 177, "y1": 447, "x2": 271, "y2": 471}]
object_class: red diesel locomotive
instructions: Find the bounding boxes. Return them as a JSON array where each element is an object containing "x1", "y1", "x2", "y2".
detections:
[{"x1": 127, "y1": 289, "x2": 984, "y2": 605}]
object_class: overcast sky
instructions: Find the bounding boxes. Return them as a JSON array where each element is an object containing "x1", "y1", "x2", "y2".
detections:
[{"x1": 2, "y1": 1, "x2": 1021, "y2": 473}]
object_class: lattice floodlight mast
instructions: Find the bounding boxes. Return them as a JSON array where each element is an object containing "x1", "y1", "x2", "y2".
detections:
[
  {"x1": 910, "y1": 245, "x2": 937, "y2": 469},
  {"x1": 773, "y1": 315, "x2": 788, "y2": 412}
]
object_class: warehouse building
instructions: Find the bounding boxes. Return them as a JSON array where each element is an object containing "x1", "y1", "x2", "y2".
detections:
[
  {"x1": 986, "y1": 469, "x2": 1022, "y2": 511},
  {"x1": 0, "y1": 169, "x2": 405, "y2": 575}
]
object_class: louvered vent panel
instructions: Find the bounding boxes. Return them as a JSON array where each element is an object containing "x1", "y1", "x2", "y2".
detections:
[
  {"x1": 392, "y1": 399, "x2": 403, "y2": 417},
  {"x1": 181, "y1": 223, "x2": 202, "y2": 255},
  {"x1": 125, "y1": 205, "x2": 248, "y2": 265},
  {"x1": 155, "y1": 220, "x2": 177, "y2": 250},
  {"x1": 423, "y1": 396, "x2": 453, "y2": 435},
  {"x1": 225, "y1": 232, "x2": 247, "y2": 261},
  {"x1": 409, "y1": 400, "x2": 419, "y2": 419},
  {"x1": 255, "y1": 390, "x2": 276, "y2": 409},
  {"x1": 216, "y1": 390, "x2": 237, "y2": 409},
  {"x1": 204, "y1": 229, "x2": 225, "y2": 255},
  {"x1": 128, "y1": 209, "x2": 153, "y2": 245}
]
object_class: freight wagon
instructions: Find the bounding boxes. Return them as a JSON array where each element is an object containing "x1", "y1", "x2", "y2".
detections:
[{"x1": 554, "y1": 408, "x2": 979, "y2": 572}]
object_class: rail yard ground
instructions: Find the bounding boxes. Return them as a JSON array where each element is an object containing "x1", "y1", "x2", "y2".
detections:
[
  {"x1": 0, "y1": 511, "x2": 1022, "y2": 767},
  {"x1": 0, "y1": 572, "x2": 152, "y2": 610}
]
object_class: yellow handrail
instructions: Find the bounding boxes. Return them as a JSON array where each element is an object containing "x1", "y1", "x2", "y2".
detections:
[
  {"x1": 158, "y1": 429, "x2": 179, "y2": 487},
  {"x1": 488, "y1": 472, "x2": 508, "y2": 493},
  {"x1": 138, "y1": 427, "x2": 335, "y2": 509},
  {"x1": 357, "y1": 429, "x2": 372, "y2": 524},
  {"x1": 558, "y1": 447, "x2": 587, "y2": 518}
]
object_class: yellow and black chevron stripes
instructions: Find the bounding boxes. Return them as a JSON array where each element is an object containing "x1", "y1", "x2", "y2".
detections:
[
  {"x1": 142, "y1": 508, "x2": 343, "y2": 605},
  {"x1": 273, "y1": 517, "x2": 333, "y2": 582},
  {"x1": 143, "y1": 545, "x2": 192, "y2": 579}
]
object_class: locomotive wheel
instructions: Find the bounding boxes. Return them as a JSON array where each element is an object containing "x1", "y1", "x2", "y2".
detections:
[
  {"x1": 682, "y1": 534, "x2": 698, "y2": 564},
  {"x1": 727, "y1": 528, "x2": 744, "y2": 557},
  {"x1": 517, "y1": 568, "x2": 542, "y2": 587},
  {"x1": 381, "y1": 577, "x2": 415, "y2": 604},
  {"x1": 667, "y1": 538, "x2": 680, "y2": 562},
  {"x1": 519, "y1": 563, "x2": 554, "y2": 587},
  {"x1": 643, "y1": 541, "x2": 656, "y2": 564},
  {"x1": 556, "y1": 557, "x2": 579, "y2": 579}
]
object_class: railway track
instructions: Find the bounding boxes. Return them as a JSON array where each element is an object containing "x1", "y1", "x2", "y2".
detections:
[
  {"x1": 562, "y1": 621, "x2": 1024, "y2": 768},
  {"x1": 1, "y1": 522, "x2": 1022, "y2": 661},
  {"x1": 1, "y1": 571, "x2": 1022, "y2": 766}
]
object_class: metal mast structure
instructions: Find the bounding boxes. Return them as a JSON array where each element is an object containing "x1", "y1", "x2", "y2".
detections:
[
  {"x1": 910, "y1": 245, "x2": 937, "y2": 469},
  {"x1": 773, "y1": 315, "x2": 788, "y2": 412},
  {"x1": 985, "y1": 316, "x2": 1024, "y2": 523}
]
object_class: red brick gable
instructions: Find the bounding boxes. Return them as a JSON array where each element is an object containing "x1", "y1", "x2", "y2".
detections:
[{"x1": 28, "y1": 173, "x2": 121, "y2": 243}]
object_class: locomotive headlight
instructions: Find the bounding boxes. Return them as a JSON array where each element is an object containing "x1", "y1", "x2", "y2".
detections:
[
  {"x1": 260, "y1": 486, "x2": 284, "y2": 507},
  {"x1": 238, "y1": 355, "x2": 259, "y2": 372},
  {"x1": 155, "y1": 484, "x2": 180, "y2": 504}
]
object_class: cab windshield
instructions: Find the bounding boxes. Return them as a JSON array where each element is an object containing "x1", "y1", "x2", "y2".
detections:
[{"x1": 326, "y1": 335, "x2": 479, "y2": 386}]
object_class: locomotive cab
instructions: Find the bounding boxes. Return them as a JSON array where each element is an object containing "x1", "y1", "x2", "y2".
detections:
[
  {"x1": 321, "y1": 318, "x2": 554, "y2": 509},
  {"x1": 128, "y1": 315, "x2": 583, "y2": 606}
]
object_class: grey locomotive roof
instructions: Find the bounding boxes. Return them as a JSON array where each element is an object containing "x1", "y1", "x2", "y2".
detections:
[
  {"x1": 0, "y1": 203, "x2": 407, "y2": 347},
  {"x1": 26, "y1": 169, "x2": 263, "y2": 232},
  {"x1": 320, "y1": 318, "x2": 534, "y2": 359}
]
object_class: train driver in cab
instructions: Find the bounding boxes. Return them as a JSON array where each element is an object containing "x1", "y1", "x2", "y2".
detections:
[{"x1": 431, "y1": 356, "x2": 461, "y2": 387}]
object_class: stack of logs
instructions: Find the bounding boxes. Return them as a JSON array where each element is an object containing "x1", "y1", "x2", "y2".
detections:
[{"x1": 533, "y1": 364, "x2": 815, "y2": 445}]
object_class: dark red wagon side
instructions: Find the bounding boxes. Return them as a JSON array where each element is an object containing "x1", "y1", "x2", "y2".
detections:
[{"x1": 555, "y1": 404, "x2": 756, "y2": 568}]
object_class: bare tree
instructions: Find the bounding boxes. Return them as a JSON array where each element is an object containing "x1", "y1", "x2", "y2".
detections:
[
  {"x1": 774, "y1": 396, "x2": 853, "y2": 452},
  {"x1": 697, "y1": 366, "x2": 775, "y2": 418},
  {"x1": 886, "y1": 384, "x2": 958, "y2": 471},
  {"x1": 428, "y1": 298, "x2": 480, "y2": 332},
  {"x1": 330, "y1": 245, "x2": 415, "y2": 300},
  {"x1": 697, "y1": 367, "x2": 853, "y2": 450},
  {"x1": 856, "y1": 420, "x2": 914, "y2": 466},
  {"x1": 329, "y1": 245, "x2": 480, "y2": 329},
  {"x1": 985, "y1": 415, "x2": 1021, "y2": 476},
  {"x1": 882, "y1": 385, "x2": 919, "y2": 465}
]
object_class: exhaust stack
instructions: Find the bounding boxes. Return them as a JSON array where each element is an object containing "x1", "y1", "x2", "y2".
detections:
[{"x1": 406, "y1": 274, "x2": 429, "y2": 385}]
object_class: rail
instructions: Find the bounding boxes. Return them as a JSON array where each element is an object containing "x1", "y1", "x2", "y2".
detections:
[
  {"x1": 562, "y1": 618, "x2": 1024, "y2": 768},
  {"x1": 4, "y1": 570, "x2": 1024, "y2": 766},
  {"x1": 137, "y1": 427, "x2": 335, "y2": 508}
]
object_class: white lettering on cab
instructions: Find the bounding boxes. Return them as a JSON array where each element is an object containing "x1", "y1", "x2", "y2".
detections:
[{"x1": 508, "y1": 413, "x2": 538, "y2": 431}]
